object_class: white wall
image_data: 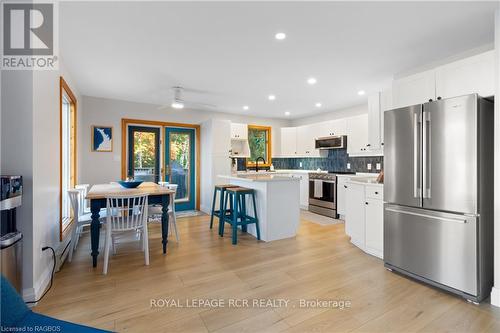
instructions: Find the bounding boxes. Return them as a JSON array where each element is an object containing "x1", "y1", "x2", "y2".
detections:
[
  {"x1": 290, "y1": 103, "x2": 368, "y2": 127},
  {"x1": 1, "y1": 70, "x2": 35, "y2": 294},
  {"x1": 79, "y1": 96, "x2": 290, "y2": 185},
  {"x1": 491, "y1": 9, "x2": 500, "y2": 308},
  {"x1": 30, "y1": 62, "x2": 81, "y2": 300},
  {"x1": 1, "y1": 59, "x2": 80, "y2": 300}
]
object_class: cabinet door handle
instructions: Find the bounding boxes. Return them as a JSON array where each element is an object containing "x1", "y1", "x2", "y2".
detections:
[
  {"x1": 344, "y1": 185, "x2": 347, "y2": 188},
  {"x1": 365, "y1": 202, "x2": 369, "y2": 205},
  {"x1": 375, "y1": 191, "x2": 379, "y2": 195}
]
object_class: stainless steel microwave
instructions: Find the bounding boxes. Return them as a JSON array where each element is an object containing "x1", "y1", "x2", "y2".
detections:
[{"x1": 315, "y1": 135, "x2": 347, "y2": 149}]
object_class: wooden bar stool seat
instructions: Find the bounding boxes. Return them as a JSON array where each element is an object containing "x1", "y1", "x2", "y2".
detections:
[{"x1": 221, "y1": 187, "x2": 260, "y2": 245}]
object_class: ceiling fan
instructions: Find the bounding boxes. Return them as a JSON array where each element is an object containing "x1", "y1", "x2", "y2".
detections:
[{"x1": 158, "y1": 86, "x2": 216, "y2": 110}]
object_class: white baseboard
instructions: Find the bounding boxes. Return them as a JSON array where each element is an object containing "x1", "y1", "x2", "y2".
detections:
[
  {"x1": 200, "y1": 204, "x2": 211, "y2": 214},
  {"x1": 22, "y1": 263, "x2": 53, "y2": 304},
  {"x1": 491, "y1": 286, "x2": 500, "y2": 307},
  {"x1": 22, "y1": 238, "x2": 68, "y2": 304}
]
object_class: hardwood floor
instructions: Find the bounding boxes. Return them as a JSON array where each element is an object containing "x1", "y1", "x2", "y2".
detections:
[{"x1": 35, "y1": 214, "x2": 500, "y2": 332}]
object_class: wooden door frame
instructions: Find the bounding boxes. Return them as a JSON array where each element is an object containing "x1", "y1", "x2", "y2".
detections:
[{"x1": 121, "y1": 118, "x2": 201, "y2": 210}]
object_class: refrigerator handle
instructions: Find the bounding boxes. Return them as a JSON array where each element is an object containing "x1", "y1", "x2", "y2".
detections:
[
  {"x1": 423, "y1": 111, "x2": 430, "y2": 199},
  {"x1": 413, "y1": 112, "x2": 420, "y2": 198}
]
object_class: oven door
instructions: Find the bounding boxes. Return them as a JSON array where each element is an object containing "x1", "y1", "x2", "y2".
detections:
[{"x1": 309, "y1": 179, "x2": 336, "y2": 209}]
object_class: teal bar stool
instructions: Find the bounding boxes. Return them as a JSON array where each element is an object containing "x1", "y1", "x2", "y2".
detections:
[
  {"x1": 209, "y1": 184, "x2": 238, "y2": 234},
  {"x1": 221, "y1": 187, "x2": 261, "y2": 245}
]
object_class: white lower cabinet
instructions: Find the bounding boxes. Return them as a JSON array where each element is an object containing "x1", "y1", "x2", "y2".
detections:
[
  {"x1": 336, "y1": 176, "x2": 350, "y2": 216},
  {"x1": 345, "y1": 183, "x2": 365, "y2": 242},
  {"x1": 364, "y1": 198, "x2": 384, "y2": 258},
  {"x1": 345, "y1": 181, "x2": 384, "y2": 259},
  {"x1": 276, "y1": 171, "x2": 309, "y2": 209}
]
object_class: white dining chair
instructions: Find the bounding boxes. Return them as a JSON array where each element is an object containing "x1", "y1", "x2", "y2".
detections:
[
  {"x1": 103, "y1": 194, "x2": 149, "y2": 275},
  {"x1": 148, "y1": 183, "x2": 179, "y2": 242},
  {"x1": 67, "y1": 189, "x2": 106, "y2": 262},
  {"x1": 75, "y1": 184, "x2": 90, "y2": 214}
]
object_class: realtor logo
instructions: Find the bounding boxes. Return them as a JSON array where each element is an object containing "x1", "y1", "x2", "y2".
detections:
[{"x1": 1, "y1": 1, "x2": 58, "y2": 70}]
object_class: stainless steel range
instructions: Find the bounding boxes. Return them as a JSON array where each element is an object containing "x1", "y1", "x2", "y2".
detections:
[{"x1": 308, "y1": 172, "x2": 354, "y2": 218}]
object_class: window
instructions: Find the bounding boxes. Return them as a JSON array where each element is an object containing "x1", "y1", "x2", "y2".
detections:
[
  {"x1": 247, "y1": 125, "x2": 272, "y2": 167},
  {"x1": 60, "y1": 77, "x2": 77, "y2": 240}
]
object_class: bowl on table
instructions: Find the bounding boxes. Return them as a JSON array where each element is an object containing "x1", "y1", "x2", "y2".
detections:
[{"x1": 117, "y1": 180, "x2": 143, "y2": 188}]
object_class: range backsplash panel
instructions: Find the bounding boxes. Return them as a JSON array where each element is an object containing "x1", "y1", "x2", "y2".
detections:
[{"x1": 271, "y1": 149, "x2": 383, "y2": 173}]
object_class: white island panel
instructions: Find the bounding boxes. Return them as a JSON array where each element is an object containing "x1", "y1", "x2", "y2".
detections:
[{"x1": 218, "y1": 175, "x2": 300, "y2": 242}]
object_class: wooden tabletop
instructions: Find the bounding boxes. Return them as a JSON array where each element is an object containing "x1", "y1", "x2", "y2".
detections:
[{"x1": 86, "y1": 182, "x2": 175, "y2": 200}]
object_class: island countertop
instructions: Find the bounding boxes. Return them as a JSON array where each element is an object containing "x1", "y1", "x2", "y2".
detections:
[{"x1": 219, "y1": 174, "x2": 300, "y2": 182}]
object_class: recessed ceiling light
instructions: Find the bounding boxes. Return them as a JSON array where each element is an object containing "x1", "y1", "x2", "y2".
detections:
[
  {"x1": 275, "y1": 32, "x2": 286, "y2": 40},
  {"x1": 307, "y1": 77, "x2": 317, "y2": 85},
  {"x1": 358, "y1": 90, "x2": 366, "y2": 96},
  {"x1": 284, "y1": 111, "x2": 291, "y2": 116},
  {"x1": 268, "y1": 95, "x2": 276, "y2": 101},
  {"x1": 243, "y1": 105, "x2": 249, "y2": 110},
  {"x1": 315, "y1": 102, "x2": 322, "y2": 108},
  {"x1": 171, "y1": 101, "x2": 184, "y2": 109}
]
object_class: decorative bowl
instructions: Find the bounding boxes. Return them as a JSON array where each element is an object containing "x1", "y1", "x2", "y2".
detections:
[{"x1": 117, "y1": 180, "x2": 143, "y2": 188}]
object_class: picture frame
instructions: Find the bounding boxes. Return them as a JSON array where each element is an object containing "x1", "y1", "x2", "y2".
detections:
[{"x1": 91, "y1": 125, "x2": 113, "y2": 152}]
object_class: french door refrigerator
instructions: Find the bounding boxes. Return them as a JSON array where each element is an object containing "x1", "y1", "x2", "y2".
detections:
[{"x1": 384, "y1": 94, "x2": 494, "y2": 303}]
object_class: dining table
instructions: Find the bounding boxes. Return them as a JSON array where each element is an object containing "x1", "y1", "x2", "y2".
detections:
[{"x1": 85, "y1": 182, "x2": 175, "y2": 267}]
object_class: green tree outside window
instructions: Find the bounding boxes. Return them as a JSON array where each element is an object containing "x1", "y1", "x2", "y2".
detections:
[{"x1": 247, "y1": 126, "x2": 271, "y2": 165}]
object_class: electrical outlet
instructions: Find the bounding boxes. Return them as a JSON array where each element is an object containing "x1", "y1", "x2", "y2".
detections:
[
  {"x1": 367, "y1": 163, "x2": 372, "y2": 170},
  {"x1": 346, "y1": 163, "x2": 351, "y2": 170},
  {"x1": 376, "y1": 163, "x2": 381, "y2": 170},
  {"x1": 299, "y1": 162, "x2": 303, "y2": 168}
]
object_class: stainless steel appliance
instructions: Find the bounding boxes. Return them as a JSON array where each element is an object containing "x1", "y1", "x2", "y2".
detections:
[
  {"x1": 0, "y1": 176, "x2": 23, "y2": 293},
  {"x1": 315, "y1": 135, "x2": 347, "y2": 150},
  {"x1": 309, "y1": 172, "x2": 354, "y2": 218},
  {"x1": 384, "y1": 94, "x2": 494, "y2": 303}
]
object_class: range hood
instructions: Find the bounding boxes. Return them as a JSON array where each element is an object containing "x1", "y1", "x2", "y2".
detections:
[{"x1": 315, "y1": 135, "x2": 347, "y2": 149}]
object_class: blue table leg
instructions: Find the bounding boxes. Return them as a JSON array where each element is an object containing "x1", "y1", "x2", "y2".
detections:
[
  {"x1": 161, "y1": 194, "x2": 169, "y2": 253},
  {"x1": 90, "y1": 200, "x2": 101, "y2": 267}
]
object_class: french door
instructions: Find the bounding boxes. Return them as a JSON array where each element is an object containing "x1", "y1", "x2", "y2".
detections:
[
  {"x1": 127, "y1": 126, "x2": 161, "y2": 183},
  {"x1": 165, "y1": 127, "x2": 196, "y2": 211}
]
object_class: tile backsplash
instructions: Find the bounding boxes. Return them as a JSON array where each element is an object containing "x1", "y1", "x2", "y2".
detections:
[{"x1": 271, "y1": 149, "x2": 383, "y2": 173}]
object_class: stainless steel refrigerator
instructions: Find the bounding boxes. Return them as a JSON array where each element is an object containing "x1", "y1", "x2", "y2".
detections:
[{"x1": 384, "y1": 94, "x2": 494, "y2": 303}]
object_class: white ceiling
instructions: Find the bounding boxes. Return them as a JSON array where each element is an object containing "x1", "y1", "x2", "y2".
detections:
[{"x1": 60, "y1": 1, "x2": 498, "y2": 119}]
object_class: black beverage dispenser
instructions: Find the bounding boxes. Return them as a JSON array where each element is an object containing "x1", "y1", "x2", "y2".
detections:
[{"x1": 1, "y1": 176, "x2": 23, "y2": 292}]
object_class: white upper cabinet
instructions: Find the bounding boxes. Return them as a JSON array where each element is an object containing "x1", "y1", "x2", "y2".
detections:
[
  {"x1": 318, "y1": 119, "x2": 347, "y2": 138},
  {"x1": 392, "y1": 69, "x2": 436, "y2": 109},
  {"x1": 231, "y1": 123, "x2": 248, "y2": 140},
  {"x1": 346, "y1": 114, "x2": 369, "y2": 156},
  {"x1": 367, "y1": 93, "x2": 382, "y2": 152},
  {"x1": 435, "y1": 50, "x2": 494, "y2": 99},
  {"x1": 280, "y1": 127, "x2": 297, "y2": 157},
  {"x1": 392, "y1": 51, "x2": 494, "y2": 109},
  {"x1": 297, "y1": 124, "x2": 320, "y2": 157}
]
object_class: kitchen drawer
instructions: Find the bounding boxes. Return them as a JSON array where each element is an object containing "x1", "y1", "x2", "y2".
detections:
[{"x1": 365, "y1": 185, "x2": 383, "y2": 200}]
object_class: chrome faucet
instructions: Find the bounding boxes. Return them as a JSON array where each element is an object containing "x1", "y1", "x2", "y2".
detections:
[{"x1": 255, "y1": 157, "x2": 266, "y2": 172}]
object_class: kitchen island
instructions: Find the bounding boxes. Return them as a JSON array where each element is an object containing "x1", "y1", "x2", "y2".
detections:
[{"x1": 218, "y1": 174, "x2": 300, "y2": 241}]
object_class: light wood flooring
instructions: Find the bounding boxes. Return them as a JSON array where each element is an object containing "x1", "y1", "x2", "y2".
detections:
[{"x1": 35, "y1": 214, "x2": 500, "y2": 332}]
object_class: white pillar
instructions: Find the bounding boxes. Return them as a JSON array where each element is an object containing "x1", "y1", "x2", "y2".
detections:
[{"x1": 492, "y1": 9, "x2": 500, "y2": 308}]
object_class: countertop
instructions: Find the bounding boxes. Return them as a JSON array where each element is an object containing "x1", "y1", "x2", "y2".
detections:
[
  {"x1": 220, "y1": 174, "x2": 300, "y2": 182},
  {"x1": 336, "y1": 172, "x2": 379, "y2": 178},
  {"x1": 237, "y1": 169, "x2": 327, "y2": 175},
  {"x1": 347, "y1": 177, "x2": 383, "y2": 187}
]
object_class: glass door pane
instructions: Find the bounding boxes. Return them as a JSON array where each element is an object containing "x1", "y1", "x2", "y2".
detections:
[
  {"x1": 127, "y1": 126, "x2": 160, "y2": 182},
  {"x1": 165, "y1": 127, "x2": 195, "y2": 211}
]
